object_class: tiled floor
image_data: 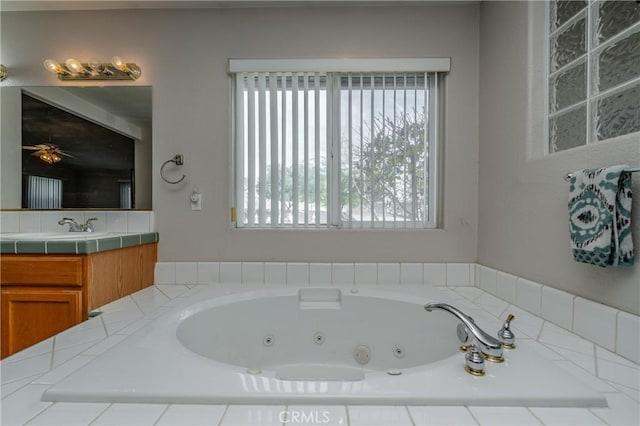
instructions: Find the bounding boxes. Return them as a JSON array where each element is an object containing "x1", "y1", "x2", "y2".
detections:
[{"x1": 1, "y1": 283, "x2": 638, "y2": 426}]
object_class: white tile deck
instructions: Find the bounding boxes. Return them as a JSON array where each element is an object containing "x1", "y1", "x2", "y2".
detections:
[{"x1": 1, "y1": 281, "x2": 638, "y2": 426}]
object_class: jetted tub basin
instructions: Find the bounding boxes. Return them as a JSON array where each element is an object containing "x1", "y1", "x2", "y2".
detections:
[{"x1": 43, "y1": 286, "x2": 607, "y2": 406}]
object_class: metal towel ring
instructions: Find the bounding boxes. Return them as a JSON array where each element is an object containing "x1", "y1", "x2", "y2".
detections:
[{"x1": 160, "y1": 154, "x2": 186, "y2": 184}]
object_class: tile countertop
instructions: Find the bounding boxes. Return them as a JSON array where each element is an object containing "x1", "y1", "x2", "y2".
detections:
[
  {"x1": 0, "y1": 232, "x2": 159, "y2": 255},
  {"x1": 1, "y1": 283, "x2": 639, "y2": 426}
]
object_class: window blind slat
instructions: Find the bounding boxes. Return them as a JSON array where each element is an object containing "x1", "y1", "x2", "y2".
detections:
[
  {"x1": 403, "y1": 74, "x2": 408, "y2": 228},
  {"x1": 235, "y1": 74, "x2": 245, "y2": 226},
  {"x1": 347, "y1": 75, "x2": 353, "y2": 227},
  {"x1": 393, "y1": 75, "x2": 398, "y2": 228},
  {"x1": 269, "y1": 73, "x2": 279, "y2": 225},
  {"x1": 303, "y1": 74, "x2": 310, "y2": 225},
  {"x1": 314, "y1": 73, "x2": 321, "y2": 225},
  {"x1": 381, "y1": 74, "x2": 386, "y2": 224},
  {"x1": 258, "y1": 74, "x2": 267, "y2": 226},
  {"x1": 369, "y1": 74, "x2": 375, "y2": 225},
  {"x1": 292, "y1": 74, "x2": 300, "y2": 225},
  {"x1": 359, "y1": 74, "x2": 364, "y2": 228},
  {"x1": 329, "y1": 75, "x2": 340, "y2": 227},
  {"x1": 247, "y1": 75, "x2": 256, "y2": 226},
  {"x1": 413, "y1": 73, "x2": 419, "y2": 226},
  {"x1": 281, "y1": 75, "x2": 287, "y2": 225}
]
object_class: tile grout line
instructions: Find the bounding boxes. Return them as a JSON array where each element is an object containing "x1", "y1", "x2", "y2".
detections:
[
  {"x1": 153, "y1": 404, "x2": 171, "y2": 425},
  {"x1": 465, "y1": 406, "x2": 481, "y2": 425},
  {"x1": 20, "y1": 393, "x2": 52, "y2": 426},
  {"x1": 404, "y1": 405, "x2": 416, "y2": 425},
  {"x1": 525, "y1": 406, "x2": 545, "y2": 425},
  {"x1": 216, "y1": 404, "x2": 230, "y2": 426},
  {"x1": 89, "y1": 403, "x2": 114, "y2": 425}
]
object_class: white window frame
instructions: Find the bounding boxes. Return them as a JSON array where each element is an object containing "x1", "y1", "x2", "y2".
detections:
[
  {"x1": 545, "y1": 1, "x2": 640, "y2": 154},
  {"x1": 231, "y1": 58, "x2": 450, "y2": 229}
]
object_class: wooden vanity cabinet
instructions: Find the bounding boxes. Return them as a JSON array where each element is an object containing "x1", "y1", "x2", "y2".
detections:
[{"x1": 0, "y1": 243, "x2": 157, "y2": 359}]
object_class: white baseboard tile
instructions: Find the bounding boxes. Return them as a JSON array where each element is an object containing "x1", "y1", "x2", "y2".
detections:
[
  {"x1": 445, "y1": 263, "x2": 473, "y2": 286},
  {"x1": 155, "y1": 261, "x2": 473, "y2": 287},
  {"x1": 574, "y1": 297, "x2": 618, "y2": 352}
]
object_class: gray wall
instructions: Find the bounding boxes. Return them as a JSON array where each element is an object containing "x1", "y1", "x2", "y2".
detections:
[
  {"x1": 478, "y1": 2, "x2": 640, "y2": 315},
  {"x1": 1, "y1": 5, "x2": 480, "y2": 264},
  {"x1": 4, "y1": 3, "x2": 636, "y2": 315}
]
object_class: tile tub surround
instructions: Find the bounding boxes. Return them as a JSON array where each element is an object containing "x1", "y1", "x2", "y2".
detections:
[
  {"x1": 155, "y1": 261, "x2": 639, "y2": 365},
  {"x1": 1, "y1": 283, "x2": 638, "y2": 425},
  {"x1": 0, "y1": 232, "x2": 159, "y2": 255}
]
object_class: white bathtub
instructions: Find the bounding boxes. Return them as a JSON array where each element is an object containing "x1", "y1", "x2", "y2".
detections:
[{"x1": 43, "y1": 286, "x2": 606, "y2": 407}]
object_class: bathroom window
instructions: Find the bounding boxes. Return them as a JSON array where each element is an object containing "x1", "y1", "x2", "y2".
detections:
[
  {"x1": 231, "y1": 59, "x2": 449, "y2": 228},
  {"x1": 547, "y1": 0, "x2": 640, "y2": 153}
]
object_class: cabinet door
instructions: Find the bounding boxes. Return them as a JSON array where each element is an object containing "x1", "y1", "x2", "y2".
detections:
[{"x1": 1, "y1": 288, "x2": 83, "y2": 359}]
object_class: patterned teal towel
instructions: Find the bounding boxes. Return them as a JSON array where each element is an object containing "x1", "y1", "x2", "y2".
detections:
[{"x1": 568, "y1": 165, "x2": 634, "y2": 267}]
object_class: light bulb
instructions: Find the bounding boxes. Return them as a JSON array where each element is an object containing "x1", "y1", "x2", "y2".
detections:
[
  {"x1": 88, "y1": 58, "x2": 104, "y2": 72},
  {"x1": 111, "y1": 56, "x2": 128, "y2": 72},
  {"x1": 65, "y1": 58, "x2": 86, "y2": 74},
  {"x1": 43, "y1": 59, "x2": 63, "y2": 74}
]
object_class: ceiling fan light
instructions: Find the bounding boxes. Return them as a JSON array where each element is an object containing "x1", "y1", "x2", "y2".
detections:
[{"x1": 39, "y1": 152, "x2": 51, "y2": 164}]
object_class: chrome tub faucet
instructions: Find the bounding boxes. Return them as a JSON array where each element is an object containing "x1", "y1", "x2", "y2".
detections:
[{"x1": 424, "y1": 303, "x2": 504, "y2": 363}]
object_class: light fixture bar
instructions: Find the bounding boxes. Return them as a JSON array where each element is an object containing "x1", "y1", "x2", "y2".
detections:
[{"x1": 43, "y1": 57, "x2": 141, "y2": 81}]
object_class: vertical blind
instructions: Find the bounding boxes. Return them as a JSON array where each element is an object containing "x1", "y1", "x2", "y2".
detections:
[
  {"x1": 234, "y1": 68, "x2": 441, "y2": 229},
  {"x1": 120, "y1": 182, "x2": 132, "y2": 209},
  {"x1": 25, "y1": 175, "x2": 62, "y2": 209}
]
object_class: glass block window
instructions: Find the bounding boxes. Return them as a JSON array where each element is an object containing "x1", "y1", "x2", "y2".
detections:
[{"x1": 547, "y1": 0, "x2": 640, "y2": 153}]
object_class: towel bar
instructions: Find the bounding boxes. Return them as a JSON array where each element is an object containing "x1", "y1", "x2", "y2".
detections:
[{"x1": 564, "y1": 166, "x2": 640, "y2": 182}]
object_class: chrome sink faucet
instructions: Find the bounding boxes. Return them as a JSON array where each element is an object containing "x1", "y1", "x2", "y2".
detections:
[
  {"x1": 58, "y1": 217, "x2": 99, "y2": 232},
  {"x1": 83, "y1": 218, "x2": 98, "y2": 232},
  {"x1": 424, "y1": 303, "x2": 504, "y2": 362}
]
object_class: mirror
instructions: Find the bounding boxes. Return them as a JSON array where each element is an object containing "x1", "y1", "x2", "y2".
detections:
[{"x1": 0, "y1": 86, "x2": 152, "y2": 210}]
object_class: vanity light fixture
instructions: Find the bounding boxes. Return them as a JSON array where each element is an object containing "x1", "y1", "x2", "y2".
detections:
[
  {"x1": 43, "y1": 56, "x2": 141, "y2": 81},
  {"x1": 0, "y1": 64, "x2": 7, "y2": 81}
]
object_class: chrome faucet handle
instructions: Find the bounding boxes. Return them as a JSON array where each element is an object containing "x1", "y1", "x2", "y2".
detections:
[
  {"x1": 497, "y1": 314, "x2": 516, "y2": 349},
  {"x1": 58, "y1": 217, "x2": 82, "y2": 232},
  {"x1": 83, "y1": 217, "x2": 99, "y2": 232},
  {"x1": 464, "y1": 345, "x2": 485, "y2": 376}
]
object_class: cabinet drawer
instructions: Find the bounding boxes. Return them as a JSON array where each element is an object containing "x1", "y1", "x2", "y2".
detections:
[{"x1": 0, "y1": 256, "x2": 84, "y2": 286}]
